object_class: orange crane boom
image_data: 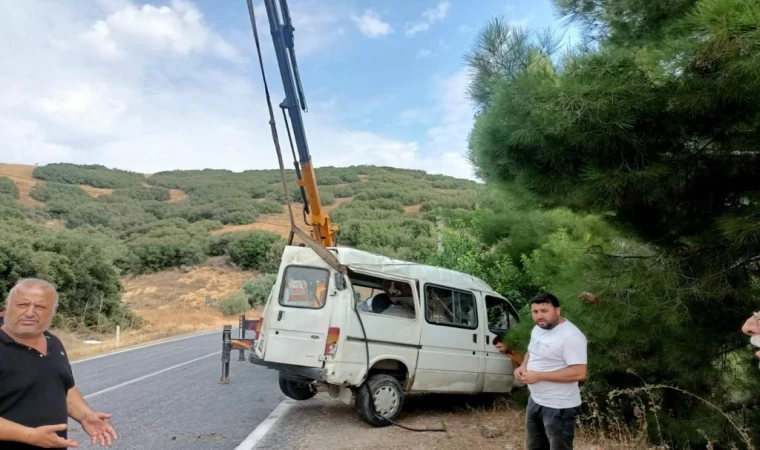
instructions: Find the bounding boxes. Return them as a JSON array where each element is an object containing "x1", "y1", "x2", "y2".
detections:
[{"x1": 246, "y1": 0, "x2": 338, "y2": 248}]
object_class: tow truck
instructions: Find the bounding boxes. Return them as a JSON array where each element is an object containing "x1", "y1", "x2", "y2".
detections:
[
  {"x1": 219, "y1": 0, "x2": 344, "y2": 384},
  {"x1": 219, "y1": 0, "x2": 521, "y2": 428}
]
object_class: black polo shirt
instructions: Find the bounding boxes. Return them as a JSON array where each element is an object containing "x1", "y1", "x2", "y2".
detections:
[{"x1": 0, "y1": 329, "x2": 75, "y2": 450}]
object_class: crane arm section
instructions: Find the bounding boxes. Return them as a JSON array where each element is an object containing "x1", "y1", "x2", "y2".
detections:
[{"x1": 261, "y1": 0, "x2": 338, "y2": 247}]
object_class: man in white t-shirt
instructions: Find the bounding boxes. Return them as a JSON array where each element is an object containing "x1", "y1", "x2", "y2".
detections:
[{"x1": 514, "y1": 293, "x2": 588, "y2": 450}]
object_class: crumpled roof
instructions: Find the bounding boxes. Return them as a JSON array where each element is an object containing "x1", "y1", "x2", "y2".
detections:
[{"x1": 281, "y1": 245, "x2": 496, "y2": 293}]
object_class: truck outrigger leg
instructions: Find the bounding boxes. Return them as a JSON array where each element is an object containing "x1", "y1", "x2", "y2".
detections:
[{"x1": 219, "y1": 316, "x2": 259, "y2": 384}]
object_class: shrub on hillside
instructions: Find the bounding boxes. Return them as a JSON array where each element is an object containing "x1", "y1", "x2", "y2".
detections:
[
  {"x1": 242, "y1": 273, "x2": 277, "y2": 307},
  {"x1": 256, "y1": 199, "x2": 284, "y2": 214},
  {"x1": 140, "y1": 200, "x2": 184, "y2": 220},
  {"x1": 186, "y1": 219, "x2": 223, "y2": 234},
  {"x1": 260, "y1": 239, "x2": 285, "y2": 274},
  {"x1": 63, "y1": 198, "x2": 155, "y2": 230},
  {"x1": 206, "y1": 232, "x2": 240, "y2": 257},
  {"x1": 320, "y1": 191, "x2": 335, "y2": 206},
  {"x1": 112, "y1": 186, "x2": 171, "y2": 201},
  {"x1": 216, "y1": 291, "x2": 249, "y2": 315},
  {"x1": 183, "y1": 198, "x2": 259, "y2": 225},
  {"x1": 31, "y1": 183, "x2": 91, "y2": 203},
  {"x1": 33, "y1": 163, "x2": 143, "y2": 189},
  {"x1": 331, "y1": 186, "x2": 354, "y2": 198},
  {"x1": 128, "y1": 233, "x2": 206, "y2": 273},
  {"x1": 0, "y1": 217, "x2": 139, "y2": 331},
  {"x1": 226, "y1": 231, "x2": 283, "y2": 270},
  {"x1": 0, "y1": 177, "x2": 19, "y2": 199}
]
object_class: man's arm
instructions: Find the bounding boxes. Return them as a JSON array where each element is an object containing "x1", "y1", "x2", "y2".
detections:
[
  {"x1": 67, "y1": 387, "x2": 95, "y2": 423},
  {"x1": 519, "y1": 351, "x2": 530, "y2": 369},
  {"x1": 0, "y1": 417, "x2": 34, "y2": 443},
  {"x1": 0, "y1": 417, "x2": 76, "y2": 448},
  {"x1": 67, "y1": 387, "x2": 118, "y2": 446},
  {"x1": 534, "y1": 364, "x2": 587, "y2": 383}
]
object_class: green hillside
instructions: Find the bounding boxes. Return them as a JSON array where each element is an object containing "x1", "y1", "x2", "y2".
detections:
[{"x1": 0, "y1": 162, "x2": 488, "y2": 328}]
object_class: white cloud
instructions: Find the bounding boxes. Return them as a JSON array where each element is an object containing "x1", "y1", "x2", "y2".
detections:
[
  {"x1": 405, "y1": 1, "x2": 450, "y2": 37},
  {"x1": 0, "y1": 0, "x2": 476, "y2": 181},
  {"x1": 351, "y1": 10, "x2": 392, "y2": 38},
  {"x1": 423, "y1": 68, "x2": 477, "y2": 180},
  {"x1": 458, "y1": 24, "x2": 473, "y2": 34},
  {"x1": 81, "y1": 0, "x2": 242, "y2": 62}
]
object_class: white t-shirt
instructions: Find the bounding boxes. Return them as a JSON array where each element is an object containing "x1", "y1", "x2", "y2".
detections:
[{"x1": 526, "y1": 319, "x2": 587, "y2": 409}]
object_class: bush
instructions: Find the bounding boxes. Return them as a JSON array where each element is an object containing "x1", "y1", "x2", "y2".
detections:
[
  {"x1": 206, "y1": 232, "x2": 240, "y2": 257},
  {"x1": 33, "y1": 163, "x2": 143, "y2": 188},
  {"x1": 260, "y1": 239, "x2": 286, "y2": 273},
  {"x1": 0, "y1": 218, "x2": 139, "y2": 331},
  {"x1": 216, "y1": 291, "x2": 249, "y2": 315},
  {"x1": 320, "y1": 191, "x2": 336, "y2": 206},
  {"x1": 256, "y1": 199, "x2": 284, "y2": 214},
  {"x1": 183, "y1": 198, "x2": 259, "y2": 225},
  {"x1": 0, "y1": 177, "x2": 19, "y2": 199},
  {"x1": 128, "y1": 233, "x2": 206, "y2": 273},
  {"x1": 31, "y1": 183, "x2": 91, "y2": 203},
  {"x1": 331, "y1": 186, "x2": 354, "y2": 198},
  {"x1": 112, "y1": 187, "x2": 171, "y2": 201},
  {"x1": 226, "y1": 231, "x2": 283, "y2": 270},
  {"x1": 242, "y1": 274, "x2": 277, "y2": 307}
]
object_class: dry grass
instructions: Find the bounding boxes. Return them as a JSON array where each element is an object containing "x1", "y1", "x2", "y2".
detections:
[
  {"x1": 57, "y1": 257, "x2": 261, "y2": 361},
  {"x1": 359, "y1": 175, "x2": 370, "y2": 182},
  {"x1": 168, "y1": 189, "x2": 188, "y2": 203},
  {"x1": 78, "y1": 185, "x2": 113, "y2": 197},
  {"x1": 211, "y1": 197, "x2": 354, "y2": 239},
  {"x1": 43, "y1": 219, "x2": 66, "y2": 231},
  {"x1": 0, "y1": 163, "x2": 43, "y2": 207},
  {"x1": 404, "y1": 204, "x2": 422, "y2": 214}
]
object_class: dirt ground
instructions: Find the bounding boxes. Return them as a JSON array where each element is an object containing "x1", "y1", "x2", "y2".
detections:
[
  {"x1": 277, "y1": 393, "x2": 615, "y2": 450},
  {"x1": 59, "y1": 257, "x2": 260, "y2": 360},
  {"x1": 0, "y1": 163, "x2": 44, "y2": 207},
  {"x1": 211, "y1": 197, "x2": 355, "y2": 238}
]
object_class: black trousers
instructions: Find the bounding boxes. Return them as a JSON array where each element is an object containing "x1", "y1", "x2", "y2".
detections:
[{"x1": 526, "y1": 396, "x2": 579, "y2": 450}]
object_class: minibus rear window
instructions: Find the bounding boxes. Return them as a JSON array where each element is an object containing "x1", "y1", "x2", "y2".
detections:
[{"x1": 279, "y1": 266, "x2": 330, "y2": 309}]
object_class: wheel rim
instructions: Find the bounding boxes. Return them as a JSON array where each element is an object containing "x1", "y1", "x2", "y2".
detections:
[{"x1": 373, "y1": 385, "x2": 399, "y2": 418}]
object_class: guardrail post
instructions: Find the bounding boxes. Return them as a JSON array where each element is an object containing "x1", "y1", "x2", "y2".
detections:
[{"x1": 220, "y1": 325, "x2": 232, "y2": 384}]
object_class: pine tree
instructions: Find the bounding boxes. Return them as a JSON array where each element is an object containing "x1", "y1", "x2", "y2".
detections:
[{"x1": 466, "y1": 0, "x2": 760, "y2": 446}]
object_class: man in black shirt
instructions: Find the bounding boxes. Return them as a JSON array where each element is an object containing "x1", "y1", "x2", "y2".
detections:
[{"x1": 0, "y1": 279, "x2": 118, "y2": 449}]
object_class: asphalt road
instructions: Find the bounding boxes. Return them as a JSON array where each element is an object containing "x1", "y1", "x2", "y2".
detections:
[{"x1": 66, "y1": 330, "x2": 286, "y2": 450}]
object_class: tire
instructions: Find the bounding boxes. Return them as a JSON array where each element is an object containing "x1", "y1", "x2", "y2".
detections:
[
  {"x1": 278, "y1": 374, "x2": 316, "y2": 401},
  {"x1": 355, "y1": 374, "x2": 404, "y2": 427}
]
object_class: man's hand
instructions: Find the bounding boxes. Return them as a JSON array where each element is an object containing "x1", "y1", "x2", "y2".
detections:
[
  {"x1": 80, "y1": 412, "x2": 118, "y2": 447},
  {"x1": 514, "y1": 366, "x2": 527, "y2": 382},
  {"x1": 26, "y1": 424, "x2": 79, "y2": 448},
  {"x1": 522, "y1": 371, "x2": 542, "y2": 384}
]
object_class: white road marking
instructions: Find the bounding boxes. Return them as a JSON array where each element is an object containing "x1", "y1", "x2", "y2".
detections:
[
  {"x1": 71, "y1": 330, "x2": 219, "y2": 365},
  {"x1": 234, "y1": 401, "x2": 295, "y2": 450},
  {"x1": 83, "y1": 351, "x2": 220, "y2": 399}
]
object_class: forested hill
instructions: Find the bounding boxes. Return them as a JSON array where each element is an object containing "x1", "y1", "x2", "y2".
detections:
[{"x1": 0, "y1": 162, "x2": 484, "y2": 328}]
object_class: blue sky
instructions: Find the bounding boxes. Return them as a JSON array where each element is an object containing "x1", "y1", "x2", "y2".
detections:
[{"x1": 0, "y1": 0, "x2": 577, "y2": 180}]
